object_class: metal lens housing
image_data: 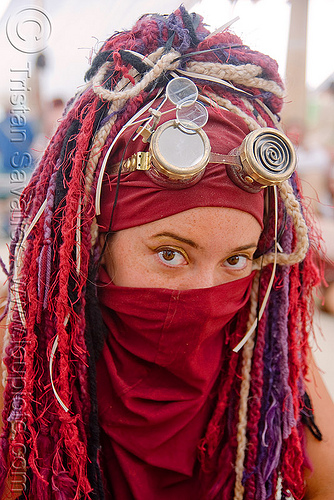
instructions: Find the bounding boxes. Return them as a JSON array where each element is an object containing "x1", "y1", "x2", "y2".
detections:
[
  {"x1": 240, "y1": 128, "x2": 296, "y2": 185},
  {"x1": 149, "y1": 120, "x2": 211, "y2": 181},
  {"x1": 226, "y1": 127, "x2": 296, "y2": 193}
]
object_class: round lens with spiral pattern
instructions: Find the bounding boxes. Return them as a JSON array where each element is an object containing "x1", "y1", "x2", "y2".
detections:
[{"x1": 253, "y1": 131, "x2": 292, "y2": 176}]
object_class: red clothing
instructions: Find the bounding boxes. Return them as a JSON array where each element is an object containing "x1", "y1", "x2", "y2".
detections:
[{"x1": 96, "y1": 268, "x2": 254, "y2": 499}]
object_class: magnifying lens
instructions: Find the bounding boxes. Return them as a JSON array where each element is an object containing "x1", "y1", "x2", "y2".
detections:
[
  {"x1": 166, "y1": 77, "x2": 198, "y2": 107},
  {"x1": 176, "y1": 101, "x2": 209, "y2": 130}
]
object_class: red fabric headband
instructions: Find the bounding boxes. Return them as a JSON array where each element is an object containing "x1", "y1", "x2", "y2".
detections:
[{"x1": 97, "y1": 106, "x2": 264, "y2": 232}]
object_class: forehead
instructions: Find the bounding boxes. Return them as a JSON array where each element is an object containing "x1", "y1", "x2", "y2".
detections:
[{"x1": 115, "y1": 206, "x2": 262, "y2": 248}]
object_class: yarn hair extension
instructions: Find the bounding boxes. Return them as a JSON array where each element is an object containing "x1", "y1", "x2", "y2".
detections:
[{"x1": 0, "y1": 6, "x2": 321, "y2": 500}]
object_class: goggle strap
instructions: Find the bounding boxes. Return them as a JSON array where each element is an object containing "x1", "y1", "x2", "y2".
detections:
[
  {"x1": 209, "y1": 153, "x2": 241, "y2": 166},
  {"x1": 109, "y1": 151, "x2": 241, "y2": 175}
]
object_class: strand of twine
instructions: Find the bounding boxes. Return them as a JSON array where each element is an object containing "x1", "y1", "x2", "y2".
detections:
[
  {"x1": 92, "y1": 48, "x2": 180, "y2": 102},
  {"x1": 233, "y1": 272, "x2": 260, "y2": 500},
  {"x1": 187, "y1": 60, "x2": 284, "y2": 98},
  {"x1": 203, "y1": 91, "x2": 260, "y2": 131},
  {"x1": 83, "y1": 112, "x2": 118, "y2": 205},
  {"x1": 253, "y1": 181, "x2": 309, "y2": 269},
  {"x1": 241, "y1": 97, "x2": 268, "y2": 127},
  {"x1": 90, "y1": 217, "x2": 99, "y2": 248}
]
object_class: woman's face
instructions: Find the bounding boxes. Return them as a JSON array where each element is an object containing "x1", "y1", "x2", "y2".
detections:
[{"x1": 101, "y1": 206, "x2": 262, "y2": 290}]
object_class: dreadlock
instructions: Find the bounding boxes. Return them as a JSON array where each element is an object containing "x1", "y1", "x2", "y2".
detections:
[{"x1": 0, "y1": 6, "x2": 320, "y2": 500}]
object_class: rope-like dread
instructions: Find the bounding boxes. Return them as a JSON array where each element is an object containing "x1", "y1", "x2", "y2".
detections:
[{"x1": 0, "y1": 7, "x2": 321, "y2": 500}]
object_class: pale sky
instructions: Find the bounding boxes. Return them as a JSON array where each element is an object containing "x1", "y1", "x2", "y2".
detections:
[
  {"x1": 1, "y1": 0, "x2": 334, "y2": 106},
  {"x1": 193, "y1": 0, "x2": 334, "y2": 90}
]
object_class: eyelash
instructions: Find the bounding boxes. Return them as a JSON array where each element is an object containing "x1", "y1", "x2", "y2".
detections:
[
  {"x1": 155, "y1": 247, "x2": 251, "y2": 271},
  {"x1": 155, "y1": 247, "x2": 188, "y2": 267},
  {"x1": 223, "y1": 254, "x2": 249, "y2": 270}
]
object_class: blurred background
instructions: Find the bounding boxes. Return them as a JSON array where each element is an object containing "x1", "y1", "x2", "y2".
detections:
[{"x1": 0, "y1": 0, "x2": 333, "y2": 399}]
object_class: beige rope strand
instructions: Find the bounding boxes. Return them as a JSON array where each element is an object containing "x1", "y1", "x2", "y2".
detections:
[
  {"x1": 93, "y1": 49, "x2": 180, "y2": 102},
  {"x1": 239, "y1": 97, "x2": 267, "y2": 128},
  {"x1": 279, "y1": 180, "x2": 309, "y2": 262},
  {"x1": 90, "y1": 217, "x2": 99, "y2": 248},
  {"x1": 83, "y1": 113, "x2": 118, "y2": 203},
  {"x1": 253, "y1": 181, "x2": 309, "y2": 269},
  {"x1": 233, "y1": 272, "x2": 260, "y2": 500},
  {"x1": 187, "y1": 61, "x2": 284, "y2": 98}
]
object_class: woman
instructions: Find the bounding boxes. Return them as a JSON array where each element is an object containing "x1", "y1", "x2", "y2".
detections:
[{"x1": 1, "y1": 7, "x2": 333, "y2": 500}]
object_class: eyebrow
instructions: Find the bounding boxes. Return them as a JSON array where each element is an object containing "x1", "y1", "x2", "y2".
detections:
[
  {"x1": 150, "y1": 232, "x2": 200, "y2": 248},
  {"x1": 151, "y1": 232, "x2": 258, "y2": 252},
  {"x1": 232, "y1": 243, "x2": 259, "y2": 252}
]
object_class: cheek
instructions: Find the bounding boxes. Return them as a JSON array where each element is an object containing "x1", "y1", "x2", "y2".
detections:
[{"x1": 105, "y1": 238, "x2": 157, "y2": 288}]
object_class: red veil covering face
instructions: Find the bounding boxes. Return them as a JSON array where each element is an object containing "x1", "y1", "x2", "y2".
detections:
[
  {"x1": 97, "y1": 269, "x2": 255, "y2": 500},
  {"x1": 0, "y1": 6, "x2": 320, "y2": 500}
]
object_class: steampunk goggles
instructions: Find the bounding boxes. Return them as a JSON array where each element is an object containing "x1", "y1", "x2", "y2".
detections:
[{"x1": 108, "y1": 77, "x2": 296, "y2": 193}]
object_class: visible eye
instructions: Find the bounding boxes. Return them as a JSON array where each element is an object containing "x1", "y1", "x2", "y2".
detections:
[
  {"x1": 156, "y1": 247, "x2": 187, "y2": 267},
  {"x1": 224, "y1": 255, "x2": 248, "y2": 270}
]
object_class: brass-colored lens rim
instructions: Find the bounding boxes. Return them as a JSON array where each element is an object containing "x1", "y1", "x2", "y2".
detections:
[
  {"x1": 149, "y1": 120, "x2": 211, "y2": 180},
  {"x1": 239, "y1": 127, "x2": 296, "y2": 186}
]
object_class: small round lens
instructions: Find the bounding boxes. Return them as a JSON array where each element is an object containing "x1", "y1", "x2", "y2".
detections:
[
  {"x1": 157, "y1": 125, "x2": 204, "y2": 168},
  {"x1": 166, "y1": 77, "x2": 198, "y2": 106},
  {"x1": 176, "y1": 102, "x2": 209, "y2": 130}
]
